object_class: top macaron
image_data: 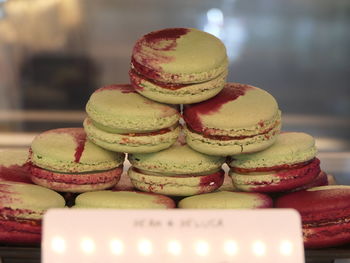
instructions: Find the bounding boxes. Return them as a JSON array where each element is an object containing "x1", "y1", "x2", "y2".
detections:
[
  {"x1": 130, "y1": 27, "x2": 228, "y2": 104},
  {"x1": 84, "y1": 84, "x2": 180, "y2": 153},
  {"x1": 183, "y1": 82, "x2": 281, "y2": 156}
]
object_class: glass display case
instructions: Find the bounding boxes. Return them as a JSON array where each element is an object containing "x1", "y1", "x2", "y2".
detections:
[{"x1": 0, "y1": 0, "x2": 349, "y2": 262}]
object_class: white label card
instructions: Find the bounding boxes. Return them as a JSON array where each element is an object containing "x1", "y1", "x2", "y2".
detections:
[{"x1": 42, "y1": 209, "x2": 304, "y2": 263}]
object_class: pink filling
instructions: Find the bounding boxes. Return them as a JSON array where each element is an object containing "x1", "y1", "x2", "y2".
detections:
[{"x1": 30, "y1": 165, "x2": 123, "y2": 185}]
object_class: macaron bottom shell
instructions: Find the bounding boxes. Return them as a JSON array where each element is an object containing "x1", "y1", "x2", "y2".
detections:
[
  {"x1": 230, "y1": 158, "x2": 321, "y2": 192},
  {"x1": 84, "y1": 118, "x2": 180, "y2": 153},
  {"x1": 130, "y1": 69, "x2": 227, "y2": 104},
  {"x1": 0, "y1": 219, "x2": 41, "y2": 244},
  {"x1": 30, "y1": 166, "x2": 123, "y2": 193},
  {"x1": 178, "y1": 191, "x2": 273, "y2": 209},
  {"x1": 128, "y1": 168, "x2": 224, "y2": 196},
  {"x1": 303, "y1": 220, "x2": 350, "y2": 248},
  {"x1": 184, "y1": 126, "x2": 279, "y2": 156}
]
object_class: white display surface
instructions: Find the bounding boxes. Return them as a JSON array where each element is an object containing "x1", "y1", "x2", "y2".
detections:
[{"x1": 42, "y1": 209, "x2": 304, "y2": 263}]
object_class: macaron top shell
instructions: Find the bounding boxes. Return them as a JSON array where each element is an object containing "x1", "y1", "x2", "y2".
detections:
[
  {"x1": 183, "y1": 83, "x2": 280, "y2": 136},
  {"x1": 178, "y1": 191, "x2": 272, "y2": 209},
  {"x1": 31, "y1": 128, "x2": 124, "y2": 173},
  {"x1": 131, "y1": 28, "x2": 228, "y2": 83},
  {"x1": 275, "y1": 185, "x2": 350, "y2": 221},
  {"x1": 0, "y1": 149, "x2": 28, "y2": 167},
  {"x1": 0, "y1": 181, "x2": 65, "y2": 220},
  {"x1": 74, "y1": 190, "x2": 175, "y2": 209},
  {"x1": 86, "y1": 84, "x2": 180, "y2": 132},
  {"x1": 230, "y1": 132, "x2": 317, "y2": 169},
  {"x1": 129, "y1": 143, "x2": 225, "y2": 174}
]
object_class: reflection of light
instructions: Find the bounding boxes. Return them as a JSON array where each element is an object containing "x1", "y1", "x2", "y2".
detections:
[
  {"x1": 110, "y1": 239, "x2": 124, "y2": 255},
  {"x1": 280, "y1": 240, "x2": 293, "y2": 256},
  {"x1": 207, "y1": 8, "x2": 224, "y2": 25},
  {"x1": 224, "y1": 240, "x2": 238, "y2": 256},
  {"x1": 80, "y1": 238, "x2": 95, "y2": 254},
  {"x1": 51, "y1": 236, "x2": 66, "y2": 254},
  {"x1": 167, "y1": 240, "x2": 182, "y2": 256},
  {"x1": 138, "y1": 239, "x2": 153, "y2": 256},
  {"x1": 195, "y1": 240, "x2": 209, "y2": 256},
  {"x1": 252, "y1": 240, "x2": 266, "y2": 256}
]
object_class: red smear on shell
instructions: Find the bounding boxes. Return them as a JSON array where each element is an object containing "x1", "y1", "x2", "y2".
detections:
[
  {"x1": 95, "y1": 84, "x2": 136, "y2": 94},
  {"x1": 43, "y1": 128, "x2": 87, "y2": 163},
  {"x1": 73, "y1": 132, "x2": 86, "y2": 163},
  {"x1": 143, "y1": 28, "x2": 189, "y2": 49},
  {"x1": 131, "y1": 28, "x2": 189, "y2": 81},
  {"x1": 183, "y1": 83, "x2": 252, "y2": 132},
  {"x1": 199, "y1": 170, "x2": 224, "y2": 193},
  {"x1": 0, "y1": 165, "x2": 32, "y2": 184},
  {"x1": 0, "y1": 217, "x2": 41, "y2": 244},
  {"x1": 289, "y1": 171, "x2": 328, "y2": 193}
]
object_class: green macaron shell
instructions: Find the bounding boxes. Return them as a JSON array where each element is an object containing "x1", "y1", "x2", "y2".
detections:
[
  {"x1": 184, "y1": 122, "x2": 280, "y2": 156},
  {"x1": 128, "y1": 168, "x2": 220, "y2": 196},
  {"x1": 31, "y1": 128, "x2": 124, "y2": 173},
  {"x1": 178, "y1": 191, "x2": 271, "y2": 209},
  {"x1": 86, "y1": 85, "x2": 180, "y2": 132},
  {"x1": 230, "y1": 132, "x2": 317, "y2": 169},
  {"x1": 132, "y1": 70, "x2": 227, "y2": 104},
  {"x1": 1, "y1": 181, "x2": 65, "y2": 220},
  {"x1": 74, "y1": 190, "x2": 174, "y2": 209},
  {"x1": 84, "y1": 118, "x2": 180, "y2": 153},
  {"x1": 129, "y1": 143, "x2": 225, "y2": 174},
  {"x1": 132, "y1": 28, "x2": 228, "y2": 84},
  {"x1": 0, "y1": 149, "x2": 29, "y2": 167},
  {"x1": 197, "y1": 86, "x2": 281, "y2": 136}
]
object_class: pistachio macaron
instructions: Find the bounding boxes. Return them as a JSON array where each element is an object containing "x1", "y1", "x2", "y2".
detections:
[
  {"x1": 29, "y1": 128, "x2": 125, "y2": 193},
  {"x1": 84, "y1": 84, "x2": 180, "y2": 153},
  {"x1": 130, "y1": 28, "x2": 228, "y2": 104},
  {"x1": 128, "y1": 141, "x2": 225, "y2": 196},
  {"x1": 183, "y1": 83, "x2": 281, "y2": 156},
  {"x1": 229, "y1": 132, "x2": 324, "y2": 192},
  {"x1": 0, "y1": 181, "x2": 65, "y2": 244}
]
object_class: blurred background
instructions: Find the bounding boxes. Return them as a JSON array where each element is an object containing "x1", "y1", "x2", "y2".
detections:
[{"x1": 0, "y1": 0, "x2": 349, "y2": 181}]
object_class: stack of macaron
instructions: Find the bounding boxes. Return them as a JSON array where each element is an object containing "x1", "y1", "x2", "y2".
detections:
[
  {"x1": 1, "y1": 27, "x2": 343, "y2": 249},
  {"x1": 129, "y1": 28, "x2": 228, "y2": 104}
]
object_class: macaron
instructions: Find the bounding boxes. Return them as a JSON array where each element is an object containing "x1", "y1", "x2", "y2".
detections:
[
  {"x1": 229, "y1": 132, "x2": 322, "y2": 192},
  {"x1": 128, "y1": 142, "x2": 225, "y2": 196},
  {"x1": 0, "y1": 181, "x2": 65, "y2": 244},
  {"x1": 29, "y1": 128, "x2": 125, "y2": 193},
  {"x1": 84, "y1": 84, "x2": 180, "y2": 153},
  {"x1": 130, "y1": 27, "x2": 228, "y2": 104},
  {"x1": 74, "y1": 190, "x2": 175, "y2": 209},
  {"x1": 275, "y1": 185, "x2": 350, "y2": 248},
  {"x1": 178, "y1": 191, "x2": 273, "y2": 209},
  {"x1": 0, "y1": 149, "x2": 32, "y2": 184},
  {"x1": 183, "y1": 83, "x2": 281, "y2": 156}
]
